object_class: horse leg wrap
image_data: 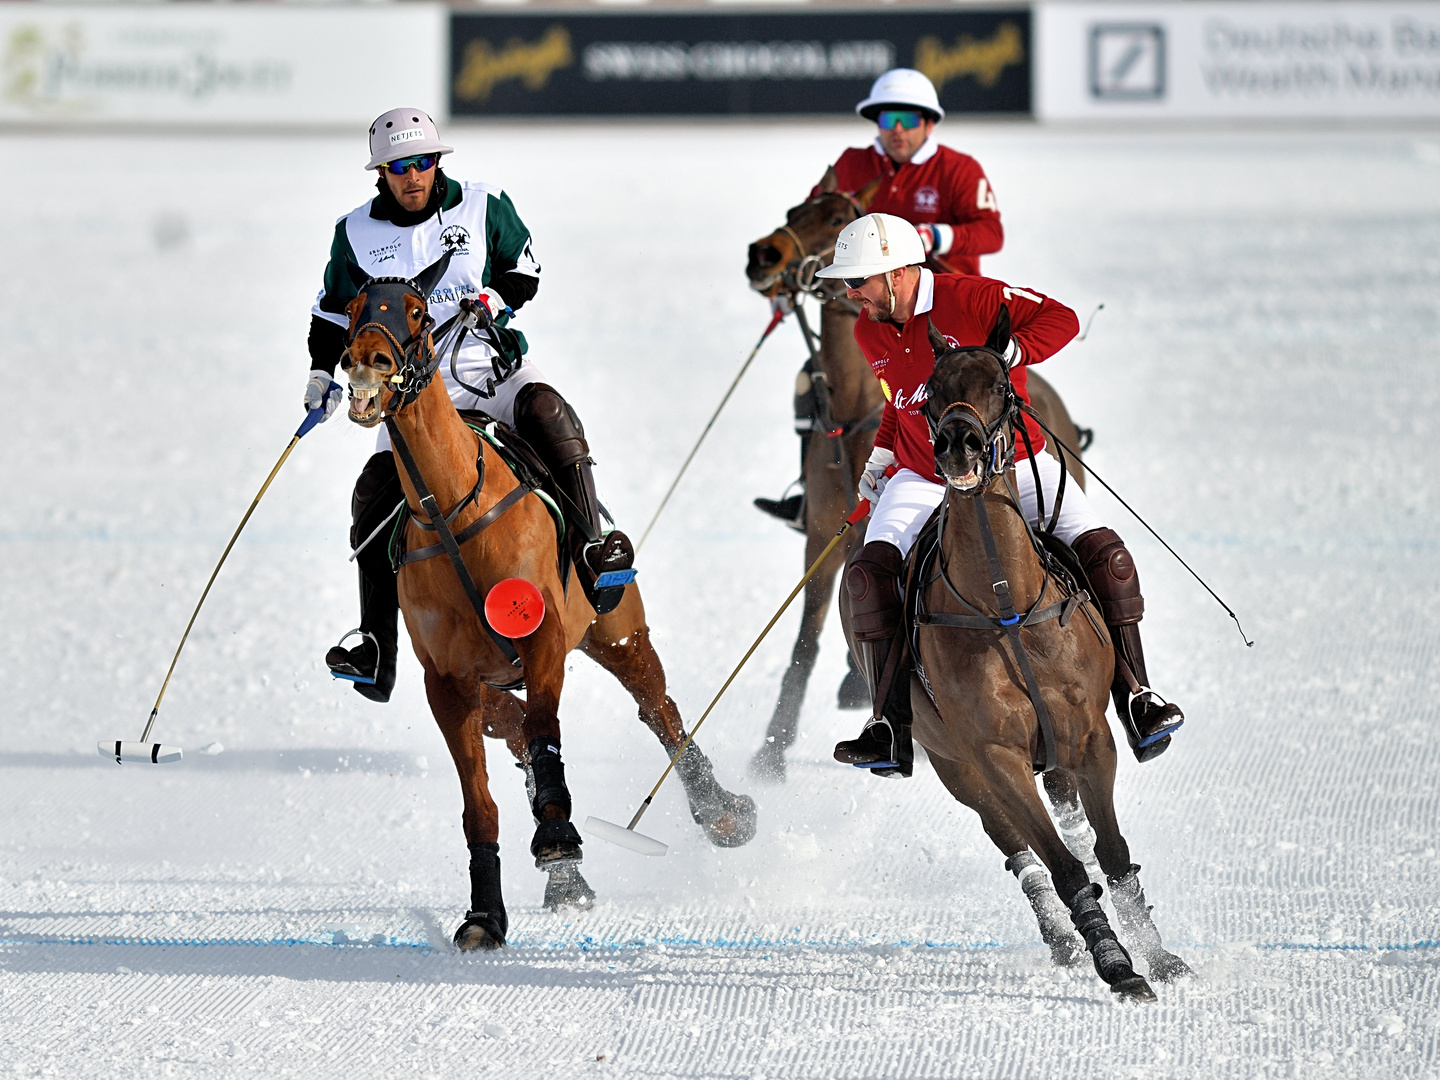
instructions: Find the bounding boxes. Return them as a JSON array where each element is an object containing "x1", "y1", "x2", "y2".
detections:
[
  {"x1": 1066, "y1": 883, "x2": 1139, "y2": 987},
  {"x1": 1006, "y1": 851, "x2": 1086, "y2": 967},
  {"x1": 527, "y1": 737, "x2": 572, "y2": 821},
  {"x1": 1107, "y1": 864, "x2": 1193, "y2": 983},
  {"x1": 528, "y1": 738, "x2": 583, "y2": 865},
  {"x1": 671, "y1": 737, "x2": 758, "y2": 848},
  {"x1": 454, "y1": 841, "x2": 507, "y2": 950}
]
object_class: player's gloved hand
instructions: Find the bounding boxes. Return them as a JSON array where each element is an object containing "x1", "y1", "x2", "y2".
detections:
[
  {"x1": 916, "y1": 224, "x2": 954, "y2": 257},
  {"x1": 303, "y1": 370, "x2": 343, "y2": 421},
  {"x1": 858, "y1": 447, "x2": 897, "y2": 505},
  {"x1": 770, "y1": 291, "x2": 796, "y2": 318}
]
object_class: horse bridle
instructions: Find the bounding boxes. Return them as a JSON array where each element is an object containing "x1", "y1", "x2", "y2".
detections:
[
  {"x1": 927, "y1": 348, "x2": 1020, "y2": 495},
  {"x1": 345, "y1": 275, "x2": 442, "y2": 414},
  {"x1": 760, "y1": 190, "x2": 868, "y2": 302}
]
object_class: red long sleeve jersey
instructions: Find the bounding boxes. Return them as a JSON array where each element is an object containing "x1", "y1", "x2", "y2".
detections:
[
  {"x1": 818, "y1": 139, "x2": 1003, "y2": 275},
  {"x1": 857, "y1": 271, "x2": 1080, "y2": 484}
]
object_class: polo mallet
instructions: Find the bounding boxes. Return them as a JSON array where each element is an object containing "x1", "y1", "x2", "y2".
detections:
[
  {"x1": 635, "y1": 307, "x2": 786, "y2": 553},
  {"x1": 587, "y1": 494, "x2": 876, "y2": 854},
  {"x1": 100, "y1": 402, "x2": 332, "y2": 764}
]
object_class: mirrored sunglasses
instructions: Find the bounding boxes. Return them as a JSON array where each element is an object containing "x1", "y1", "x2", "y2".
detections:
[
  {"x1": 842, "y1": 275, "x2": 870, "y2": 290},
  {"x1": 381, "y1": 154, "x2": 438, "y2": 176},
  {"x1": 877, "y1": 110, "x2": 924, "y2": 131}
]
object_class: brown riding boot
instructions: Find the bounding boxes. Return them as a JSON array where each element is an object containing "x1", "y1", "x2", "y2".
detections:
[
  {"x1": 833, "y1": 541, "x2": 913, "y2": 778},
  {"x1": 1072, "y1": 528, "x2": 1185, "y2": 762},
  {"x1": 515, "y1": 383, "x2": 635, "y2": 615}
]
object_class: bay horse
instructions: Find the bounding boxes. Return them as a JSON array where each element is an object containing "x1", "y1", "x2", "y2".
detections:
[
  {"x1": 340, "y1": 255, "x2": 756, "y2": 949},
  {"x1": 743, "y1": 177, "x2": 1090, "y2": 783},
  {"x1": 840, "y1": 316, "x2": 1189, "y2": 997}
]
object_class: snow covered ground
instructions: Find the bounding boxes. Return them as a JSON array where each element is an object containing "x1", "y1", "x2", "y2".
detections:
[{"x1": 2, "y1": 122, "x2": 1438, "y2": 1078}]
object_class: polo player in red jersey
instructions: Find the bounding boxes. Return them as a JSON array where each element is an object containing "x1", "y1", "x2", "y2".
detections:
[
  {"x1": 818, "y1": 214, "x2": 1185, "y2": 778},
  {"x1": 757, "y1": 68, "x2": 1005, "y2": 529}
]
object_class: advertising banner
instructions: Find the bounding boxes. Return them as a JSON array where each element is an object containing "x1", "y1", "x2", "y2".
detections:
[
  {"x1": 1037, "y1": 2, "x2": 1440, "y2": 119},
  {"x1": 0, "y1": 5, "x2": 447, "y2": 126},
  {"x1": 450, "y1": 9, "x2": 1031, "y2": 117}
]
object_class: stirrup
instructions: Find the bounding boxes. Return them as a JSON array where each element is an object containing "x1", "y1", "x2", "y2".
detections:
[
  {"x1": 326, "y1": 629, "x2": 378, "y2": 685},
  {"x1": 579, "y1": 531, "x2": 635, "y2": 615},
  {"x1": 1131, "y1": 689, "x2": 1184, "y2": 748},
  {"x1": 753, "y1": 480, "x2": 806, "y2": 533},
  {"x1": 834, "y1": 717, "x2": 913, "y2": 779}
]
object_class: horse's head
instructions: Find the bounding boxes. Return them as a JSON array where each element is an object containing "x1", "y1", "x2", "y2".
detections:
[
  {"x1": 339, "y1": 252, "x2": 451, "y2": 427},
  {"x1": 924, "y1": 305, "x2": 1017, "y2": 494},
  {"x1": 745, "y1": 176, "x2": 879, "y2": 298}
]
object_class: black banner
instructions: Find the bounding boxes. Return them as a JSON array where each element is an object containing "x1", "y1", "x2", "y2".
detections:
[{"x1": 450, "y1": 9, "x2": 1030, "y2": 117}]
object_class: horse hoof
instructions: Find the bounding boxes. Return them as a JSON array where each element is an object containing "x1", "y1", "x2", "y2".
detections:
[
  {"x1": 1110, "y1": 974, "x2": 1158, "y2": 1002},
  {"x1": 531, "y1": 819, "x2": 584, "y2": 869},
  {"x1": 1148, "y1": 951, "x2": 1194, "y2": 983},
  {"x1": 702, "y1": 793, "x2": 758, "y2": 849},
  {"x1": 747, "y1": 744, "x2": 787, "y2": 785},
  {"x1": 453, "y1": 916, "x2": 505, "y2": 952},
  {"x1": 544, "y1": 865, "x2": 596, "y2": 911}
]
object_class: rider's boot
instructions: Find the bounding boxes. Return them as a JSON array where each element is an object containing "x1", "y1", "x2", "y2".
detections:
[
  {"x1": 515, "y1": 383, "x2": 634, "y2": 615},
  {"x1": 754, "y1": 365, "x2": 817, "y2": 532},
  {"x1": 326, "y1": 452, "x2": 401, "y2": 703},
  {"x1": 1072, "y1": 527, "x2": 1185, "y2": 762},
  {"x1": 832, "y1": 541, "x2": 913, "y2": 779}
]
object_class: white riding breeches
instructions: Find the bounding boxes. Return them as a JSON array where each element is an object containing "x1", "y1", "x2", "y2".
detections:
[
  {"x1": 374, "y1": 360, "x2": 550, "y2": 452},
  {"x1": 866, "y1": 451, "x2": 1105, "y2": 558}
]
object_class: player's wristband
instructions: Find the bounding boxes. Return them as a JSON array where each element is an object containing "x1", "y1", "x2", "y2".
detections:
[{"x1": 928, "y1": 224, "x2": 955, "y2": 256}]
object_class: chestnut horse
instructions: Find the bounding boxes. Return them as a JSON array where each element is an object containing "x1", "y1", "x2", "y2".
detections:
[
  {"x1": 840, "y1": 319, "x2": 1190, "y2": 998},
  {"x1": 744, "y1": 178, "x2": 1090, "y2": 783},
  {"x1": 340, "y1": 256, "x2": 756, "y2": 950}
]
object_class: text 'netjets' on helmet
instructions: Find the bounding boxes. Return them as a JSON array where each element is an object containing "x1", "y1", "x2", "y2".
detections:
[
  {"x1": 815, "y1": 214, "x2": 927, "y2": 281},
  {"x1": 854, "y1": 68, "x2": 945, "y2": 122}
]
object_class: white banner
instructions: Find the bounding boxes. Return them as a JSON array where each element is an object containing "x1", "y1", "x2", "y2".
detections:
[
  {"x1": 0, "y1": 5, "x2": 447, "y2": 126},
  {"x1": 1037, "y1": 2, "x2": 1440, "y2": 119}
]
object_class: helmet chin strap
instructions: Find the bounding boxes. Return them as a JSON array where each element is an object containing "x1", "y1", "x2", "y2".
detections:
[{"x1": 883, "y1": 272, "x2": 898, "y2": 319}]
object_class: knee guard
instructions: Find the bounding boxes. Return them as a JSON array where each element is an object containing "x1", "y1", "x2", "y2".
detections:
[
  {"x1": 514, "y1": 382, "x2": 589, "y2": 470},
  {"x1": 845, "y1": 541, "x2": 905, "y2": 643},
  {"x1": 1072, "y1": 527, "x2": 1144, "y2": 626}
]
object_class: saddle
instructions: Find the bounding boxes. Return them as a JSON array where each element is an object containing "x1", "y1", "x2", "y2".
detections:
[{"x1": 386, "y1": 410, "x2": 571, "y2": 590}]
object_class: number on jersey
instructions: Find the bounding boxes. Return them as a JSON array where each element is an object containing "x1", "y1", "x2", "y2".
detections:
[{"x1": 976, "y1": 178, "x2": 999, "y2": 213}]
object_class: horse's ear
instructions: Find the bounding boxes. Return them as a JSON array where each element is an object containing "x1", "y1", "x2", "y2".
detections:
[
  {"x1": 345, "y1": 258, "x2": 370, "y2": 291},
  {"x1": 986, "y1": 304, "x2": 1012, "y2": 357},
  {"x1": 926, "y1": 317, "x2": 951, "y2": 360},
  {"x1": 855, "y1": 176, "x2": 882, "y2": 211},
  {"x1": 411, "y1": 251, "x2": 452, "y2": 299},
  {"x1": 817, "y1": 166, "x2": 838, "y2": 193}
]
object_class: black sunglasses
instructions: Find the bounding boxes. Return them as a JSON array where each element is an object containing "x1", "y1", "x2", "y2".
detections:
[
  {"x1": 381, "y1": 154, "x2": 438, "y2": 176},
  {"x1": 842, "y1": 275, "x2": 870, "y2": 289}
]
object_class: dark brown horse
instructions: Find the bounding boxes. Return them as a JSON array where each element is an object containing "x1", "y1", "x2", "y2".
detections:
[
  {"x1": 841, "y1": 323, "x2": 1189, "y2": 997},
  {"x1": 743, "y1": 180, "x2": 1089, "y2": 783},
  {"x1": 340, "y1": 257, "x2": 755, "y2": 949}
]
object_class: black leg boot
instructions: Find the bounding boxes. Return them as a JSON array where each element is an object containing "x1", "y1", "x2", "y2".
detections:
[
  {"x1": 515, "y1": 383, "x2": 634, "y2": 615},
  {"x1": 832, "y1": 542, "x2": 913, "y2": 779},
  {"x1": 527, "y1": 737, "x2": 584, "y2": 869},
  {"x1": 1073, "y1": 528, "x2": 1185, "y2": 762},
  {"x1": 453, "y1": 841, "x2": 507, "y2": 951},
  {"x1": 326, "y1": 452, "x2": 402, "y2": 702}
]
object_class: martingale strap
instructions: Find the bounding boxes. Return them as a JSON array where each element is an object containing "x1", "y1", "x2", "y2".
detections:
[{"x1": 384, "y1": 416, "x2": 523, "y2": 677}]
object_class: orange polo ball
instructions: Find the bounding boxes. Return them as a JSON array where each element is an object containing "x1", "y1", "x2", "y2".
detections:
[{"x1": 484, "y1": 578, "x2": 545, "y2": 638}]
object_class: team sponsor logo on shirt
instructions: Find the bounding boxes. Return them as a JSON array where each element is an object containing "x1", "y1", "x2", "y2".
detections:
[
  {"x1": 368, "y1": 239, "x2": 402, "y2": 265},
  {"x1": 427, "y1": 283, "x2": 479, "y2": 308},
  {"x1": 441, "y1": 225, "x2": 472, "y2": 255},
  {"x1": 893, "y1": 384, "x2": 929, "y2": 411},
  {"x1": 914, "y1": 186, "x2": 940, "y2": 215}
]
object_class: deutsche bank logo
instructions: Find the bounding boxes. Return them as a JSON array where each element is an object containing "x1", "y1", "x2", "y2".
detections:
[{"x1": 1089, "y1": 24, "x2": 1165, "y2": 101}]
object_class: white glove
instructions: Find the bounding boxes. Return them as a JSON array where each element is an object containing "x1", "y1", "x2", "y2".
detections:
[
  {"x1": 770, "y1": 291, "x2": 795, "y2": 317},
  {"x1": 858, "y1": 447, "x2": 896, "y2": 506},
  {"x1": 1001, "y1": 338, "x2": 1023, "y2": 367},
  {"x1": 916, "y1": 224, "x2": 954, "y2": 257},
  {"x1": 303, "y1": 370, "x2": 343, "y2": 421},
  {"x1": 478, "y1": 287, "x2": 507, "y2": 317}
]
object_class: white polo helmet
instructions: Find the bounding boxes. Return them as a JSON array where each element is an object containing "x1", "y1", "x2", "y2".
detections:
[
  {"x1": 855, "y1": 68, "x2": 945, "y2": 121},
  {"x1": 365, "y1": 107, "x2": 454, "y2": 170},
  {"x1": 815, "y1": 213, "x2": 927, "y2": 281}
]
